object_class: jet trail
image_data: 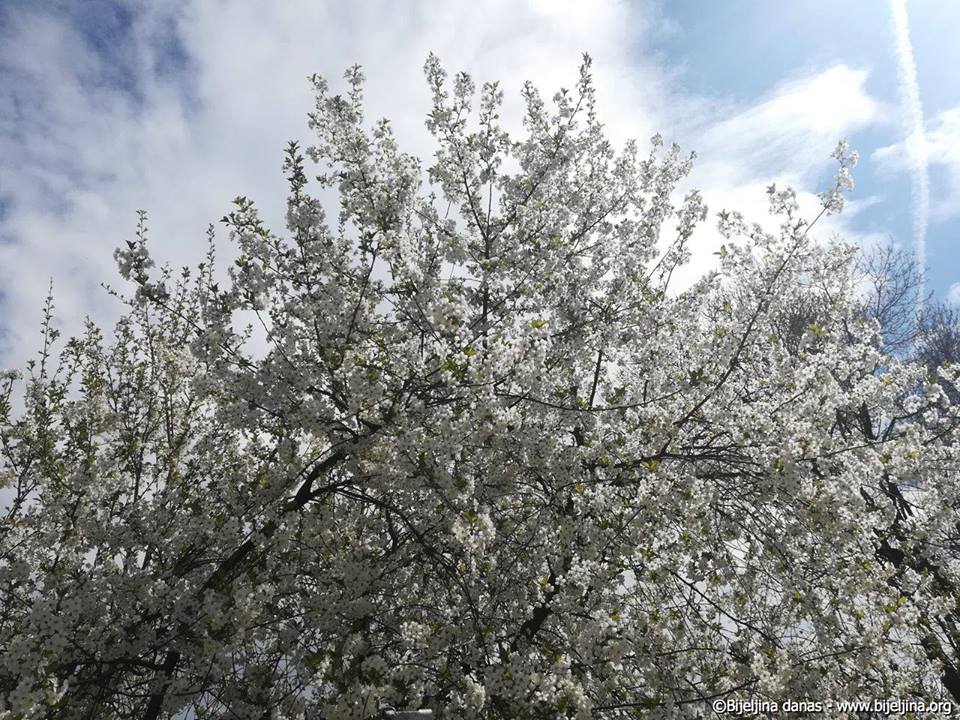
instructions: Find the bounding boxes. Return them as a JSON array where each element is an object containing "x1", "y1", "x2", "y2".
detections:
[{"x1": 890, "y1": 0, "x2": 929, "y2": 315}]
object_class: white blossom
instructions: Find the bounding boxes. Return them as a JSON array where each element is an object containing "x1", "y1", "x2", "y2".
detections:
[{"x1": 0, "y1": 57, "x2": 957, "y2": 720}]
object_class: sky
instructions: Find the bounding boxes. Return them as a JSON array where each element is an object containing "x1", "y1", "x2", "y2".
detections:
[{"x1": 1, "y1": 0, "x2": 958, "y2": 368}]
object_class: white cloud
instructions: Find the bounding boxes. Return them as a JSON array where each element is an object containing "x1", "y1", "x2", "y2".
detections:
[
  {"x1": 948, "y1": 282, "x2": 960, "y2": 306},
  {"x1": 670, "y1": 65, "x2": 886, "y2": 290},
  {"x1": 874, "y1": 106, "x2": 960, "y2": 223},
  {"x1": 693, "y1": 65, "x2": 882, "y2": 187},
  {"x1": 696, "y1": 65, "x2": 882, "y2": 188}
]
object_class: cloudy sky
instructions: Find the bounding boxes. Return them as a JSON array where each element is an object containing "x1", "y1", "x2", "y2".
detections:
[{"x1": 1, "y1": 0, "x2": 958, "y2": 367}]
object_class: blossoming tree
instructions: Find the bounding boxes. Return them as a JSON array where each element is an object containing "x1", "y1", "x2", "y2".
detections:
[{"x1": 1, "y1": 55, "x2": 959, "y2": 719}]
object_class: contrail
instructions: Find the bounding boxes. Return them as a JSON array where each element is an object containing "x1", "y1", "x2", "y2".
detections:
[{"x1": 889, "y1": 0, "x2": 929, "y2": 316}]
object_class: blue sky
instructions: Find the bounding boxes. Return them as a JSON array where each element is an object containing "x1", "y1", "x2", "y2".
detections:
[{"x1": 0, "y1": 0, "x2": 958, "y2": 366}]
